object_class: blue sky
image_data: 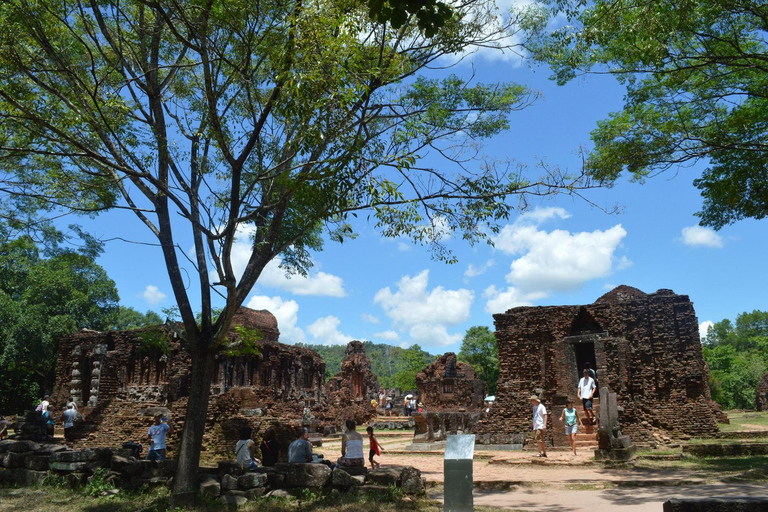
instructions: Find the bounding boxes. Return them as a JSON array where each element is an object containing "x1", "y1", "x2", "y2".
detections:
[{"x1": 76, "y1": 23, "x2": 768, "y2": 356}]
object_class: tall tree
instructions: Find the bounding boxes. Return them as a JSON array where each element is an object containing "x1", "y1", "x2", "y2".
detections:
[
  {"x1": 0, "y1": 0, "x2": 593, "y2": 502},
  {"x1": 524, "y1": 0, "x2": 768, "y2": 228},
  {"x1": 110, "y1": 306, "x2": 164, "y2": 331},
  {"x1": 0, "y1": 236, "x2": 119, "y2": 413},
  {"x1": 458, "y1": 325, "x2": 498, "y2": 395}
]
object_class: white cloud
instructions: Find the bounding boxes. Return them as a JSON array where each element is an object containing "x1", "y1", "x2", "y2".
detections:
[
  {"x1": 373, "y1": 330, "x2": 400, "y2": 342},
  {"x1": 699, "y1": 320, "x2": 714, "y2": 341},
  {"x1": 229, "y1": 224, "x2": 346, "y2": 297},
  {"x1": 246, "y1": 295, "x2": 306, "y2": 344},
  {"x1": 482, "y1": 284, "x2": 546, "y2": 314},
  {"x1": 374, "y1": 270, "x2": 473, "y2": 347},
  {"x1": 306, "y1": 316, "x2": 352, "y2": 346},
  {"x1": 465, "y1": 259, "x2": 494, "y2": 279},
  {"x1": 483, "y1": 207, "x2": 628, "y2": 312},
  {"x1": 493, "y1": 208, "x2": 627, "y2": 294},
  {"x1": 681, "y1": 225, "x2": 724, "y2": 248},
  {"x1": 142, "y1": 285, "x2": 167, "y2": 305},
  {"x1": 361, "y1": 313, "x2": 380, "y2": 324}
]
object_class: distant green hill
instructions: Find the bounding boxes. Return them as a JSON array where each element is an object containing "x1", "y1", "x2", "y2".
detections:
[{"x1": 296, "y1": 341, "x2": 437, "y2": 390}]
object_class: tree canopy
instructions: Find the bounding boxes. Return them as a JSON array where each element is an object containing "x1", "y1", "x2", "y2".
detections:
[
  {"x1": 0, "y1": 236, "x2": 119, "y2": 413},
  {"x1": 0, "y1": 0, "x2": 594, "y2": 501},
  {"x1": 525, "y1": 0, "x2": 768, "y2": 228},
  {"x1": 702, "y1": 310, "x2": 768, "y2": 409},
  {"x1": 458, "y1": 325, "x2": 498, "y2": 395}
]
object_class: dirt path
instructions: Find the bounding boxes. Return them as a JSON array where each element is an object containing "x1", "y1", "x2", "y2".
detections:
[{"x1": 317, "y1": 433, "x2": 766, "y2": 511}]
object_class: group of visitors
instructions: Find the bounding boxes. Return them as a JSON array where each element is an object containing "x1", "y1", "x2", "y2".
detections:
[
  {"x1": 529, "y1": 363, "x2": 599, "y2": 457},
  {"x1": 29, "y1": 394, "x2": 84, "y2": 440}
]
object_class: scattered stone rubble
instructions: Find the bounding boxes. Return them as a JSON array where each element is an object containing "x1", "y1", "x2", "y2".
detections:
[{"x1": 0, "y1": 439, "x2": 427, "y2": 503}]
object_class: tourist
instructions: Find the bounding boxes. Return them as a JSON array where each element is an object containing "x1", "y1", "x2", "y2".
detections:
[
  {"x1": 146, "y1": 413, "x2": 173, "y2": 461},
  {"x1": 370, "y1": 397, "x2": 378, "y2": 409},
  {"x1": 0, "y1": 416, "x2": 8, "y2": 440},
  {"x1": 36, "y1": 394, "x2": 50, "y2": 415},
  {"x1": 288, "y1": 427, "x2": 313, "y2": 463},
  {"x1": 61, "y1": 403, "x2": 79, "y2": 442},
  {"x1": 585, "y1": 362, "x2": 599, "y2": 397},
  {"x1": 559, "y1": 398, "x2": 580, "y2": 455},
  {"x1": 530, "y1": 395, "x2": 547, "y2": 458},
  {"x1": 378, "y1": 388, "x2": 386, "y2": 409},
  {"x1": 42, "y1": 404, "x2": 54, "y2": 437},
  {"x1": 259, "y1": 429, "x2": 281, "y2": 467},
  {"x1": 403, "y1": 396, "x2": 410, "y2": 416},
  {"x1": 417, "y1": 402, "x2": 424, "y2": 413},
  {"x1": 66, "y1": 396, "x2": 78, "y2": 411},
  {"x1": 409, "y1": 396, "x2": 417, "y2": 414},
  {"x1": 366, "y1": 426, "x2": 384, "y2": 469},
  {"x1": 235, "y1": 427, "x2": 261, "y2": 470},
  {"x1": 578, "y1": 369, "x2": 597, "y2": 425},
  {"x1": 385, "y1": 397, "x2": 393, "y2": 417},
  {"x1": 337, "y1": 419, "x2": 365, "y2": 467}
]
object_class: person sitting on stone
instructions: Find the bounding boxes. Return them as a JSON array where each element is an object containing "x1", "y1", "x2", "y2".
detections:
[
  {"x1": 288, "y1": 427, "x2": 313, "y2": 463},
  {"x1": 235, "y1": 427, "x2": 261, "y2": 470},
  {"x1": 259, "y1": 429, "x2": 281, "y2": 467},
  {"x1": 337, "y1": 419, "x2": 365, "y2": 467}
]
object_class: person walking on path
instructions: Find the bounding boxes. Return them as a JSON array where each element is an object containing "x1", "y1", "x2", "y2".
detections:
[
  {"x1": 530, "y1": 395, "x2": 547, "y2": 458},
  {"x1": 578, "y1": 369, "x2": 597, "y2": 425},
  {"x1": 559, "y1": 398, "x2": 580, "y2": 455},
  {"x1": 366, "y1": 426, "x2": 385, "y2": 469}
]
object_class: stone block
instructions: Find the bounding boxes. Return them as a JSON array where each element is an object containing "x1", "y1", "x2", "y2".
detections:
[
  {"x1": 110, "y1": 455, "x2": 132, "y2": 472},
  {"x1": 24, "y1": 455, "x2": 50, "y2": 471},
  {"x1": 50, "y1": 450, "x2": 93, "y2": 463},
  {"x1": 221, "y1": 473, "x2": 239, "y2": 490},
  {"x1": 158, "y1": 458, "x2": 177, "y2": 477},
  {"x1": 16, "y1": 469, "x2": 49, "y2": 486},
  {"x1": 199, "y1": 476, "x2": 221, "y2": 498},
  {"x1": 336, "y1": 465, "x2": 367, "y2": 477},
  {"x1": 217, "y1": 494, "x2": 247, "y2": 507},
  {"x1": 280, "y1": 463, "x2": 331, "y2": 488},
  {"x1": 401, "y1": 476, "x2": 425, "y2": 495},
  {"x1": 244, "y1": 487, "x2": 267, "y2": 500},
  {"x1": 366, "y1": 467, "x2": 399, "y2": 486},
  {"x1": 218, "y1": 460, "x2": 243, "y2": 476},
  {"x1": 0, "y1": 440, "x2": 15, "y2": 453},
  {"x1": 50, "y1": 462, "x2": 88, "y2": 472},
  {"x1": 331, "y1": 468, "x2": 364, "y2": 487},
  {"x1": 65, "y1": 472, "x2": 88, "y2": 488},
  {"x1": 237, "y1": 472, "x2": 268, "y2": 490},
  {"x1": 4, "y1": 452, "x2": 30, "y2": 469}
]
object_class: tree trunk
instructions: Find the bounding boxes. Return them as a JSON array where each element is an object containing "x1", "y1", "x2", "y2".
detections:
[{"x1": 170, "y1": 350, "x2": 214, "y2": 507}]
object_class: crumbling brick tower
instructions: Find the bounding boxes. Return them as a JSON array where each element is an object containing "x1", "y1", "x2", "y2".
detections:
[
  {"x1": 477, "y1": 285, "x2": 720, "y2": 443},
  {"x1": 325, "y1": 341, "x2": 380, "y2": 425},
  {"x1": 416, "y1": 353, "x2": 485, "y2": 411},
  {"x1": 756, "y1": 372, "x2": 768, "y2": 411}
]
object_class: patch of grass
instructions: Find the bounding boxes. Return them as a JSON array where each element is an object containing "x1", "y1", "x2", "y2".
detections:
[
  {"x1": 719, "y1": 410, "x2": 768, "y2": 432},
  {"x1": 564, "y1": 482, "x2": 616, "y2": 491}
]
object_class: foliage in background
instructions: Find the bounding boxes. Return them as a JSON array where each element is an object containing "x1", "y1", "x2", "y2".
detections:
[
  {"x1": 0, "y1": 235, "x2": 119, "y2": 413},
  {"x1": 703, "y1": 310, "x2": 768, "y2": 409},
  {"x1": 110, "y1": 307, "x2": 163, "y2": 331},
  {"x1": 525, "y1": 0, "x2": 768, "y2": 229},
  {"x1": 299, "y1": 341, "x2": 434, "y2": 390},
  {"x1": 458, "y1": 326, "x2": 498, "y2": 395}
]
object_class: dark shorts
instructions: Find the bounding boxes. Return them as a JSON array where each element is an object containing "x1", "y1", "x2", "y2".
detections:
[
  {"x1": 369, "y1": 449, "x2": 376, "y2": 462},
  {"x1": 146, "y1": 448, "x2": 166, "y2": 461},
  {"x1": 582, "y1": 398, "x2": 593, "y2": 410}
]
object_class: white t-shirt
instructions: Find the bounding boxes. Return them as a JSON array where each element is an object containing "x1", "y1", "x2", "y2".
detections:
[
  {"x1": 62, "y1": 408, "x2": 78, "y2": 429},
  {"x1": 532, "y1": 403, "x2": 547, "y2": 430},
  {"x1": 148, "y1": 422, "x2": 170, "y2": 450},
  {"x1": 578, "y1": 377, "x2": 596, "y2": 399}
]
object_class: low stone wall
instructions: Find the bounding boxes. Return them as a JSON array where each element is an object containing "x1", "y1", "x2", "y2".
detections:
[
  {"x1": 682, "y1": 443, "x2": 768, "y2": 457},
  {"x1": 0, "y1": 439, "x2": 426, "y2": 505}
]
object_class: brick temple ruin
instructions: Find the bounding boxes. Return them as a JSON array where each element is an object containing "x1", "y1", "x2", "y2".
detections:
[
  {"x1": 756, "y1": 372, "x2": 768, "y2": 412},
  {"x1": 325, "y1": 340, "x2": 380, "y2": 424},
  {"x1": 50, "y1": 308, "x2": 376, "y2": 462},
  {"x1": 475, "y1": 285, "x2": 721, "y2": 445},
  {"x1": 415, "y1": 352, "x2": 485, "y2": 411}
]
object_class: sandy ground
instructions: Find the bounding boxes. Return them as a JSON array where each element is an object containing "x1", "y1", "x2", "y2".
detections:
[{"x1": 316, "y1": 433, "x2": 768, "y2": 511}]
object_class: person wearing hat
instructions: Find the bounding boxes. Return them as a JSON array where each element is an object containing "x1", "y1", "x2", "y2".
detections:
[
  {"x1": 530, "y1": 395, "x2": 547, "y2": 458},
  {"x1": 417, "y1": 402, "x2": 424, "y2": 413}
]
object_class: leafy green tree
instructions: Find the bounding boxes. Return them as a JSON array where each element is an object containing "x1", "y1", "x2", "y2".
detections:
[
  {"x1": 392, "y1": 344, "x2": 433, "y2": 390},
  {"x1": 110, "y1": 307, "x2": 163, "y2": 331},
  {"x1": 0, "y1": 0, "x2": 594, "y2": 502},
  {"x1": 458, "y1": 325, "x2": 498, "y2": 395},
  {"x1": 0, "y1": 236, "x2": 119, "y2": 413},
  {"x1": 703, "y1": 310, "x2": 768, "y2": 409},
  {"x1": 525, "y1": 0, "x2": 768, "y2": 228}
]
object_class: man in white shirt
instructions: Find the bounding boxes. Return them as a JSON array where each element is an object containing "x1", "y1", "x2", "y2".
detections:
[
  {"x1": 578, "y1": 369, "x2": 597, "y2": 425},
  {"x1": 530, "y1": 395, "x2": 547, "y2": 458},
  {"x1": 146, "y1": 414, "x2": 173, "y2": 461}
]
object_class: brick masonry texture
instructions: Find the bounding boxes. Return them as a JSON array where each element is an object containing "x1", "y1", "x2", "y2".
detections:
[
  {"x1": 415, "y1": 353, "x2": 485, "y2": 411},
  {"x1": 756, "y1": 372, "x2": 768, "y2": 412},
  {"x1": 475, "y1": 285, "x2": 721, "y2": 444},
  {"x1": 51, "y1": 308, "x2": 377, "y2": 464}
]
